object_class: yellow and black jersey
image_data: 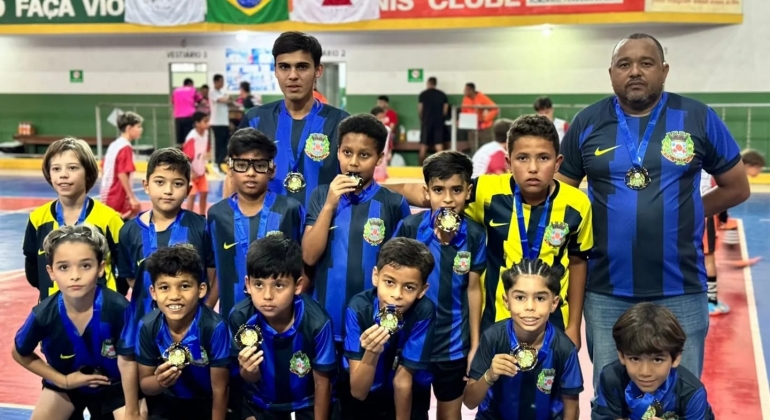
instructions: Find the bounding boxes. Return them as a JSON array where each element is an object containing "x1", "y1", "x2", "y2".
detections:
[
  {"x1": 23, "y1": 198, "x2": 124, "y2": 300},
  {"x1": 465, "y1": 174, "x2": 593, "y2": 330}
]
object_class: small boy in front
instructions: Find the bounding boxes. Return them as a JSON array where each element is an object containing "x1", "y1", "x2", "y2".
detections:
[
  {"x1": 394, "y1": 150, "x2": 486, "y2": 419},
  {"x1": 303, "y1": 113, "x2": 411, "y2": 344},
  {"x1": 207, "y1": 127, "x2": 306, "y2": 318},
  {"x1": 229, "y1": 236, "x2": 337, "y2": 420},
  {"x1": 136, "y1": 246, "x2": 231, "y2": 420},
  {"x1": 183, "y1": 111, "x2": 212, "y2": 215},
  {"x1": 592, "y1": 303, "x2": 714, "y2": 420},
  {"x1": 101, "y1": 111, "x2": 143, "y2": 219},
  {"x1": 464, "y1": 258, "x2": 583, "y2": 420},
  {"x1": 343, "y1": 237, "x2": 436, "y2": 420}
]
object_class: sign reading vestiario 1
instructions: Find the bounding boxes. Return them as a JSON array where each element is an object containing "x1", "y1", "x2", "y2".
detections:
[{"x1": 0, "y1": 0, "x2": 125, "y2": 24}]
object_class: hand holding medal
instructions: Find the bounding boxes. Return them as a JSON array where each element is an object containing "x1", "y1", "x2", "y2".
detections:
[
  {"x1": 325, "y1": 174, "x2": 361, "y2": 208},
  {"x1": 154, "y1": 359, "x2": 183, "y2": 389},
  {"x1": 162, "y1": 342, "x2": 192, "y2": 369},
  {"x1": 235, "y1": 324, "x2": 263, "y2": 350},
  {"x1": 345, "y1": 172, "x2": 364, "y2": 189},
  {"x1": 485, "y1": 353, "x2": 521, "y2": 384},
  {"x1": 360, "y1": 323, "x2": 392, "y2": 354},
  {"x1": 510, "y1": 343, "x2": 539, "y2": 372}
]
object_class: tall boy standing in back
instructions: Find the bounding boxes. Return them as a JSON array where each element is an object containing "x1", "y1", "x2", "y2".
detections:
[{"x1": 236, "y1": 31, "x2": 350, "y2": 205}]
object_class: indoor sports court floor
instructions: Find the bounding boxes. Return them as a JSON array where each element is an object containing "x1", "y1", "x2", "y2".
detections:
[{"x1": 0, "y1": 173, "x2": 768, "y2": 420}]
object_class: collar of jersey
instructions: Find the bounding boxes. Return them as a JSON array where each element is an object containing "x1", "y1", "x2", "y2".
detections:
[
  {"x1": 158, "y1": 304, "x2": 203, "y2": 360},
  {"x1": 416, "y1": 209, "x2": 468, "y2": 247},
  {"x1": 250, "y1": 295, "x2": 304, "y2": 339},
  {"x1": 510, "y1": 177, "x2": 561, "y2": 207},
  {"x1": 340, "y1": 181, "x2": 380, "y2": 207}
]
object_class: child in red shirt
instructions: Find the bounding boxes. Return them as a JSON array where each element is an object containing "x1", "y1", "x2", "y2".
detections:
[
  {"x1": 100, "y1": 112, "x2": 142, "y2": 220},
  {"x1": 183, "y1": 111, "x2": 212, "y2": 215}
]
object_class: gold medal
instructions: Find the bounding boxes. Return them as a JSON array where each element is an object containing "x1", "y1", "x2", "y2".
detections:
[
  {"x1": 235, "y1": 325, "x2": 263, "y2": 349},
  {"x1": 641, "y1": 400, "x2": 664, "y2": 420},
  {"x1": 376, "y1": 305, "x2": 404, "y2": 335},
  {"x1": 345, "y1": 172, "x2": 363, "y2": 189},
  {"x1": 435, "y1": 208, "x2": 461, "y2": 234},
  {"x1": 284, "y1": 172, "x2": 306, "y2": 193},
  {"x1": 163, "y1": 343, "x2": 192, "y2": 369},
  {"x1": 511, "y1": 343, "x2": 538, "y2": 371},
  {"x1": 625, "y1": 167, "x2": 651, "y2": 190}
]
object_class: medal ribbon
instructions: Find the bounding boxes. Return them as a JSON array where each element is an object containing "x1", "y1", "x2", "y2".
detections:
[
  {"x1": 275, "y1": 100, "x2": 322, "y2": 187},
  {"x1": 229, "y1": 192, "x2": 277, "y2": 305},
  {"x1": 625, "y1": 368, "x2": 677, "y2": 420},
  {"x1": 55, "y1": 198, "x2": 90, "y2": 227},
  {"x1": 514, "y1": 184, "x2": 552, "y2": 261},
  {"x1": 140, "y1": 211, "x2": 188, "y2": 313},
  {"x1": 159, "y1": 305, "x2": 203, "y2": 360},
  {"x1": 58, "y1": 285, "x2": 106, "y2": 377},
  {"x1": 614, "y1": 93, "x2": 668, "y2": 169},
  {"x1": 507, "y1": 320, "x2": 555, "y2": 420}
]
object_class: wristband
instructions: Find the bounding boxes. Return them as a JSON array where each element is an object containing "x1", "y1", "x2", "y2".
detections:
[{"x1": 483, "y1": 370, "x2": 496, "y2": 385}]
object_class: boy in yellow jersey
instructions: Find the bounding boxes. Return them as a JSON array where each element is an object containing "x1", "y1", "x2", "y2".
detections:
[
  {"x1": 389, "y1": 114, "x2": 593, "y2": 348},
  {"x1": 23, "y1": 138, "x2": 126, "y2": 301}
]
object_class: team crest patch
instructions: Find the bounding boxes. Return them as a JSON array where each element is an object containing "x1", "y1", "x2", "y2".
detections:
[
  {"x1": 661, "y1": 131, "x2": 695, "y2": 165},
  {"x1": 191, "y1": 347, "x2": 209, "y2": 366},
  {"x1": 289, "y1": 351, "x2": 312, "y2": 378},
  {"x1": 266, "y1": 230, "x2": 284, "y2": 237},
  {"x1": 537, "y1": 368, "x2": 555, "y2": 394},
  {"x1": 363, "y1": 218, "x2": 386, "y2": 246},
  {"x1": 453, "y1": 251, "x2": 472, "y2": 274},
  {"x1": 659, "y1": 413, "x2": 679, "y2": 420},
  {"x1": 101, "y1": 340, "x2": 117, "y2": 359},
  {"x1": 304, "y1": 133, "x2": 330, "y2": 161},
  {"x1": 544, "y1": 222, "x2": 569, "y2": 248}
]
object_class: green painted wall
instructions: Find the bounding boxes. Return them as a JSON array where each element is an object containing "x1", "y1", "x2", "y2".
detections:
[{"x1": 4, "y1": 92, "x2": 769, "y2": 162}]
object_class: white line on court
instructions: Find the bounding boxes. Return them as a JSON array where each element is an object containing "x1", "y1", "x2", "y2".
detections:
[
  {"x1": 0, "y1": 270, "x2": 24, "y2": 283},
  {"x1": 737, "y1": 218, "x2": 770, "y2": 419},
  {"x1": 0, "y1": 402, "x2": 34, "y2": 410}
]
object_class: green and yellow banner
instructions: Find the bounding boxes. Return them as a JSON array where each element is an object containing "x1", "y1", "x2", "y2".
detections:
[{"x1": 206, "y1": 0, "x2": 288, "y2": 24}]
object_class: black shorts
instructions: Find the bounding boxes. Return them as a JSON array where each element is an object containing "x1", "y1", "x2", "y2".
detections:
[
  {"x1": 146, "y1": 394, "x2": 213, "y2": 420},
  {"x1": 42, "y1": 380, "x2": 124, "y2": 420},
  {"x1": 241, "y1": 399, "x2": 316, "y2": 420},
  {"x1": 430, "y1": 359, "x2": 467, "y2": 402},
  {"x1": 339, "y1": 386, "x2": 429, "y2": 420},
  {"x1": 420, "y1": 124, "x2": 445, "y2": 146}
]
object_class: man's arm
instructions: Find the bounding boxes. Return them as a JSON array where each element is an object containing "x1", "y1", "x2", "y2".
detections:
[
  {"x1": 385, "y1": 183, "x2": 429, "y2": 208},
  {"x1": 565, "y1": 257, "x2": 587, "y2": 350},
  {"x1": 703, "y1": 162, "x2": 750, "y2": 217},
  {"x1": 418, "y1": 102, "x2": 424, "y2": 120}
]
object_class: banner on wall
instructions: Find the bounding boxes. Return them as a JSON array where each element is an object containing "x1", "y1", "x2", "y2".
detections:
[
  {"x1": 379, "y1": 0, "x2": 645, "y2": 19},
  {"x1": 289, "y1": 0, "x2": 380, "y2": 24},
  {"x1": 645, "y1": 0, "x2": 741, "y2": 14},
  {"x1": 225, "y1": 47, "x2": 278, "y2": 92},
  {"x1": 0, "y1": 0, "x2": 125, "y2": 24},
  {"x1": 207, "y1": 0, "x2": 289, "y2": 24},
  {"x1": 125, "y1": 0, "x2": 206, "y2": 26}
]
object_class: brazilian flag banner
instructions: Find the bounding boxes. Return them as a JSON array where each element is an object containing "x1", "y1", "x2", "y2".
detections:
[{"x1": 208, "y1": 0, "x2": 289, "y2": 24}]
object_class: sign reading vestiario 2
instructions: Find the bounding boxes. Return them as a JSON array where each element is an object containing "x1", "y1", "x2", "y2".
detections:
[{"x1": 0, "y1": 0, "x2": 125, "y2": 24}]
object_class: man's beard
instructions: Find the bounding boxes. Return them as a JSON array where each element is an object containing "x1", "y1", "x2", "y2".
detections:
[{"x1": 623, "y1": 85, "x2": 664, "y2": 113}]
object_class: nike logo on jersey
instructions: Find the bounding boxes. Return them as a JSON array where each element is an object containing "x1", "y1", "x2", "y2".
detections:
[
  {"x1": 224, "y1": 242, "x2": 237, "y2": 250},
  {"x1": 38, "y1": 249, "x2": 45, "y2": 255},
  {"x1": 137, "y1": 258, "x2": 146, "y2": 267},
  {"x1": 489, "y1": 220, "x2": 509, "y2": 227},
  {"x1": 60, "y1": 354, "x2": 75, "y2": 360},
  {"x1": 594, "y1": 145, "x2": 621, "y2": 156},
  {"x1": 329, "y1": 226, "x2": 338, "y2": 230}
]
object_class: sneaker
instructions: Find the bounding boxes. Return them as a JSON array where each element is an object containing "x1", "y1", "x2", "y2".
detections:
[{"x1": 709, "y1": 301, "x2": 731, "y2": 316}]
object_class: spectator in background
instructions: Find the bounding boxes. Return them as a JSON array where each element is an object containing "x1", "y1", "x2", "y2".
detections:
[
  {"x1": 238, "y1": 81, "x2": 255, "y2": 110},
  {"x1": 371, "y1": 106, "x2": 393, "y2": 182},
  {"x1": 172, "y1": 78, "x2": 200, "y2": 146},
  {"x1": 313, "y1": 84, "x2": 328, "y2": 104},
  {"x1": 197, "y1": 84, "x2": 210, "y2": 114},
  {"x1": 376, "y1": 95, "x2": 398, "y2": 131},
  {"x1": 461, "y1": 83, "x2": 498, "y2": 145},
  {"x1": 209, "y1": 74, "x2": 232, "y2": 172},
  {"x1": 418, "y1": 76, "x2": 449, "y2": 165},
  {"x1": 534, "y1": 96, "x2": 569, "y2": 143},
  {"x1": 471, "y1": 118, "x2": 511, "y2": 177}
]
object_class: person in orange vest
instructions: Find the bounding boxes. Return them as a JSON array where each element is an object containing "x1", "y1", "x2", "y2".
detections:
[
  {"x1": 461, "y1": 83, "x2": 498, "y2": 145},
  {"x1": 313, "y1": 85, "x2": 328, "y2": 104}
]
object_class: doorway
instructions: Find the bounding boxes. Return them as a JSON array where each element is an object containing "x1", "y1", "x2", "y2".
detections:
[
  {"x1": 169, "y1": 62, "x2": 208, "y2": 90},
  {"x1": 317, "y1": 62, "x2": 346, "y2": 110}
]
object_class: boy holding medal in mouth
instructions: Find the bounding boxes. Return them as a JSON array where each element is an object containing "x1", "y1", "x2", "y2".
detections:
[
  {"x1": 207, "y1": 128, "x2": 306, "y2": 319},
  {"x1": 136, "y1": 246, "x2": 231, "y2": 420},
  {"x1": 302, "y1": 113, "x2": 411, "y2": 344},
  {"x1": 394, "y1": 150, "x2": 487, "y2": 419},
  {"x1": 387, "y1": 115, "x2": 593, "y2": 347},
  {"x1": 463, "y1": 258, "x2": 583, "y2": 420},
  {"x1": 592, "y1": 303, "x2": 714, "y2": 420},
  {"x1": 229, "y1": 236, "x2": 337, "y2": 420},
  {"x1": 117, "y1": 148, "x2": 217, "y2": 418},
  {"x1": 342, "y1": 238, "x2": 436, "y2": 420},
  {"x1": 13, "y1": 225, "x2": 130, "y2": 420}
]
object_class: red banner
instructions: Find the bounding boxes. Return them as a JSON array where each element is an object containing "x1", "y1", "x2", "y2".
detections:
[{"x1": 380, "y1": 0, "x2": 645, "y2": 19}]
